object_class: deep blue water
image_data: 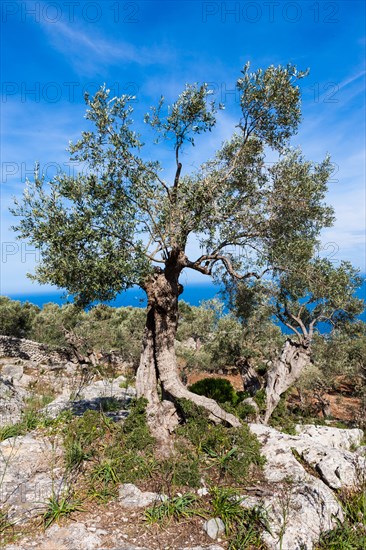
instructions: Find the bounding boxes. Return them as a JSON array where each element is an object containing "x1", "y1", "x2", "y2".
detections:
[
  {"x1": 6, "y1": 282, "x2": 222, "y2": 309},
  {"x1": 5, "y1": 278, "x2": 366, "y2": 325}
]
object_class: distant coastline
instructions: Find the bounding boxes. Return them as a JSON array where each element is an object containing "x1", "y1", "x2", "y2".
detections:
[
  {"x1": 4, "y1": 278, "x2": 366, "y2": 323},
  {"x1": 4, "y1": 282, "x2": 223, "y2": 309}
]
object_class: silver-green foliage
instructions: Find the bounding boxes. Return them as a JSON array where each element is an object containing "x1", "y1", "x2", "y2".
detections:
[{"x1": 12, "y1": 63, "x2": 334, "y2": 306}]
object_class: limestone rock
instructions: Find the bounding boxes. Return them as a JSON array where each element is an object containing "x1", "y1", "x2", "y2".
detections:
[
  {"x1": 42, "y1": 375, "x2": 136, "y2": 419},
  {"x1": 295, "y1": 424, "x2": 363, "y2": 450},
  {"x1": 203, "y1": 517, "x2": 225, "y2": 540},
  {"x1": 0, "y1": 433, "x2": 64, "y2": 523},
  {"x1": 248, "y1": 422, "x2": 366, "y2": 549},
  {"x1": 251, "y1": 423, "x2": 365, "y2": 489},
  {"x1": 1, "y1": 363, "x2": 24, "y2": 381},
  {"x1": 0, "y1": 377, "x2": 27, "y2": 426},
  {"x1": 118, "y1": 483, "x2": 165, "y2": 508},
  {"x1": 4, "y1": 522, "x2": 103, "y2": 549},
  {"x1": 300, "y1": 444, "x2": 365, "y2": 489}
]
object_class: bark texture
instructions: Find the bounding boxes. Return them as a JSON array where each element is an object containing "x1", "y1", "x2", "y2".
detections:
[
  {"x1": 263, "y1": 339, "x2": 310, "y2": 424},
  {"x1": 135, "y1": 262, "x2": 241, "y2": 447},
  {"x1": 236, "y1": 357, "x2": 262, "y2": 396}
]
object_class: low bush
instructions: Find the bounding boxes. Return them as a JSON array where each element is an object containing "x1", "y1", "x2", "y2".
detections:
[
  {"x1": 144, "y1": 493, "x2": 199, "y2": 524},
  {"x1": 188, "y1": 377, "x2": 238, "y2": 405},
  {"x1": 0, "y1": 296, "x2": 39, "y2": 338},
  {"x1": 59, "y1": 395, "x2": 264, "y2": 509}
]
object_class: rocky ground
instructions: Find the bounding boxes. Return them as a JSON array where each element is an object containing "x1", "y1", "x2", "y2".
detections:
[{"x1": 1, "y1": 346, "x2": 365, "y2": 550}]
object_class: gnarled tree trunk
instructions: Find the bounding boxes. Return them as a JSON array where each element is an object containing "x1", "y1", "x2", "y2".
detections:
[
  {"x1": 263, "y1": 338, "x2": 311, "y2": 424},
  {"x1": 135, "y1": 264, "x2": 241, "y2": 448},
  {"x1": 236, "y1": 357, "x2": 262, "y2": 396}
]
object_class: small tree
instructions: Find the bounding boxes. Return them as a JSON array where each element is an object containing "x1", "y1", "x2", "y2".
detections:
[
  {"x1": 263, "y1": 259, "x2": 364, "y2": 422},
  {"x1": 228, "y1": 281, "x2": 284, "y2": 394},
  {"x1": 11, "y1": 63, "x2": 334, "y2": 442}
]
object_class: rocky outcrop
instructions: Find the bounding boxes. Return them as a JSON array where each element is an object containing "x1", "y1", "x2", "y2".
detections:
[
  {"x1": 42, "y1": 375, "x2": 136, "y2": 419},
  {"x1": 0, "y1": 376, "x2": 28, "y2": 426},
  {"x1": 1, "y1": 378, "x2": 364, "y2": 550},
  {"x1": 247, "y1": 423, "x2": 365, "y2": 549},
  {"x1": 0, "y1": 433, "x2": 64, "y2": 523}
]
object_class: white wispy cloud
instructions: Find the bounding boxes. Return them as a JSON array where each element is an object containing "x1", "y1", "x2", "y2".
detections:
[
  {"x1": 40, "y1": 20, "x2": 175, "y2": 75},
  {"x1": 337, "y1": 69, "x2": 366, "y2": 92}
]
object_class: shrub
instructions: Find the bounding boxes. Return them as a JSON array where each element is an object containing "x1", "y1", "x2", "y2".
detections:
[
  {"x1": 176, "y1": 346, "x2": 212, "y2": 371},
  {"x1": 0, "y1": 296, "x2": 39, "y2": 338},
  {"x1": 144, "y1": 493, "x2": 199, "y2": 524},
  {"x1": 235, "y1": 400, "x2": 258, "y2": 422},
  {"x1": 188, "y1": 378, "x2": 238, "y2": 405},
  {"x1": 43, "y1": 493, "x2": 83, "y2": 528},
  {"x1": 160, "y1": 443, "x2": 201, "y2": 488}
]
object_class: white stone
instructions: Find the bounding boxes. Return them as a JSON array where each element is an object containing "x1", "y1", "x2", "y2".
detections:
[
  {"x1": 203, "y1": 518, "x2": 225, "y2": 540},
  {"x1": 250, "y1": 423, "x2": 365, "y2": 489},
  {"x1": 295, "y1": 424, "x2": 364, "y2": 450},
  {"x1": 2, "y1": 364, "x2": 24, "y2": 380},
  {"x1": 0, "y1": 377, "x2": 28, "y2": 426},
  {"x1": 42, "y1": 376, "x2": 136, "y2": 419},
  {"x1": 118, "y1": 483, "x2": 164, "y2": 508}
]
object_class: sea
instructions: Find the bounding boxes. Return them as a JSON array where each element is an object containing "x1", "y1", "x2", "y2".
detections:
[{"x1": 5, "y1": 278, "x2": 366, "y2": 324}]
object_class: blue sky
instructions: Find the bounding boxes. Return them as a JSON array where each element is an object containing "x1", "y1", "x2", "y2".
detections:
[{"x1": 1, "y1": 0, "x2": 365, "y2": 296}]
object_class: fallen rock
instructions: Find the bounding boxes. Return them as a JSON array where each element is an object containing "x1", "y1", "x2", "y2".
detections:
[
  {"x1": 118, "y1": 483, "x2": 165, "y2": 508},
  {"x1": 203, "y1": 517, "x2": 225, "y2": 540},
  {"x1": 1, "y1": 363, "x2": 24, "y2": 381}
]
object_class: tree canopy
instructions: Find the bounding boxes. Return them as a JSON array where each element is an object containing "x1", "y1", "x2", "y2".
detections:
[{"x1": 12, "y1": 63, "x2": 333, "y2": 306}]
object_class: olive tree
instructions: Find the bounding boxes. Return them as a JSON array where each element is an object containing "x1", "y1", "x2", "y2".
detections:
[
  {"x1": 11, "y1": 63, "x2": 334, "y2": 441},
  {"x1": 263, "y1": 259, "x2": 364, "y2": 422}
]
